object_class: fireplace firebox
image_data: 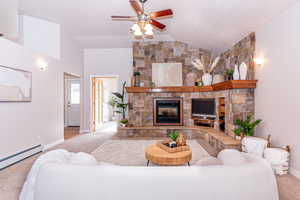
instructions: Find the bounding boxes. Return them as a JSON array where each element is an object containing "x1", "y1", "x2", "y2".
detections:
[{"x1": 153, "y1": 98, "x2": 183, "y2": 126}]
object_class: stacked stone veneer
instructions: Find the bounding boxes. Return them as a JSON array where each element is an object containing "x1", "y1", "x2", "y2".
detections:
[
  {"x1": 214, "y1": 32, "x2": 256, "y2": 80},
  {"x1": 128, "y1": 89, "x2": 254, "y2": 137},
  {"x1": 133, "y1": 41, "x2": 211, "y2": 86},
  {"x1": 126, "y1": 33, "x2": 256, "y2": 138}
]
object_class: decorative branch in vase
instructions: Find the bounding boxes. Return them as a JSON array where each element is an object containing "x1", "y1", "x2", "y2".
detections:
[{"x1": 192, "y1": 57, "x2": 221, "y2": 86}]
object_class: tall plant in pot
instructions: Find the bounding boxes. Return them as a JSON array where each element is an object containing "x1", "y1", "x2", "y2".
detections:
[
  {"x1": 234, "y1": 115, "x2": 262, "y2": 138},
  {"x1": 111, "y1": 82, "x2": 128, "y2": 125}
]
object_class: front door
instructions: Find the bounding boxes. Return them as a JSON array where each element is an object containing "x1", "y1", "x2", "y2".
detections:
[{"x1": 66, "y1": 79, "x2": 81, "y2": 126}]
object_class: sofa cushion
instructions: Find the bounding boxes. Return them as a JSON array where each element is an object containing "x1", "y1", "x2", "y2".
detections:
[
  {"x1": 195, "y1": 157, "x2": 223, "y2": 166},
  {"x1": 217, "y1": 149, "x2": 247, "y2": 165},
  {"x1": 69, "y1": 152, "x2": 98, "y2": 165}
]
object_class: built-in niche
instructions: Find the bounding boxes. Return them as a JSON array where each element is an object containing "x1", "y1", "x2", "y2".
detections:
[{"x1": 191, "y1": 97, "x2": 226, "y2": 132}]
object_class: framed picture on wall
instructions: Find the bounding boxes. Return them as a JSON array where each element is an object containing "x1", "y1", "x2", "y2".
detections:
[
  {"x1": 0, "y1": 65, "x2": 32, "y2": 102},
  {"x1": 152, "y1": 63, "x2": 183, "y2": 87}
]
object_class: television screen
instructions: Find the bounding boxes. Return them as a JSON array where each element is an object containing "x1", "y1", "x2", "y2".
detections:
[{"x1": 192, "y1": 98, "x2": 216, "y2": 117}]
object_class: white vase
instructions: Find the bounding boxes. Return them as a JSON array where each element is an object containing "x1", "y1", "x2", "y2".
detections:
[
  {"x1": 239, "y1": 62, "x2": 248, "y2": 80},
  {"x1": 202, "y1": 73, "x2": 212, "y2": 86},
  {"x1": 233, "y1": 64, "x2": 240, "y2": 80}
]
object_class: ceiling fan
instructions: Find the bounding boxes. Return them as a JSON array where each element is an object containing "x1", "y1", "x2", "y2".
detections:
[{"x1": 111, "y1": 0, "x2": 173, "y2": 39}]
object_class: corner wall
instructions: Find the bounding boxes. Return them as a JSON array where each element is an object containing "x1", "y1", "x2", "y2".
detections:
[
  {"x1": 0, "y1": 31, "x2": 83, "y2": 159},
  {"x1": 255, "y1": 1, "x2": 300, "y2": 177}
]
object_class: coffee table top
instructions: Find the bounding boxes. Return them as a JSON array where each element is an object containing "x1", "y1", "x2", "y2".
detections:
[{"x1": 145, "y1": 144, "x2": 192, "y2": 166}]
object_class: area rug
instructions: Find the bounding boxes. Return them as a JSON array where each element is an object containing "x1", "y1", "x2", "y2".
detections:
[{"x1": 91, "y1": 140, "x2": 210, "y2": 166}]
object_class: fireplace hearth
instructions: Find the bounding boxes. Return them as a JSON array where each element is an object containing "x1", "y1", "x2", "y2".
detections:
[{"x1": 153, "y1": 98, "x2": 183, "y2": 126}]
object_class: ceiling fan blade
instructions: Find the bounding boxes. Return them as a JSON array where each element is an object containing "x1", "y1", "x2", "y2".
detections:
[
  {"x1": 129, "y1": 0, "x2": 143, "y2": 15},
  {"x1": 111, "y1": 16, "x2": 137, "y2": 21},
  {"x1": 150, "y1": 9, "x2": 173, "y2": 19},
  {"x1": 150, "y1": 19, "x2": 166, "y2": 30}
]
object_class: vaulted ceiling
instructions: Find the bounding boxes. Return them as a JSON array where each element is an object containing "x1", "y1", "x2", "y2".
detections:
[{"x1": 19, "y1": 0, "x2": 300, "y2": 53}]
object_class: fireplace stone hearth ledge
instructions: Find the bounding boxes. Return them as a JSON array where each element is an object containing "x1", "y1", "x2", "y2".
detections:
[{"x1": 117, "y1": 126, "x2": 241, "y2": 152}]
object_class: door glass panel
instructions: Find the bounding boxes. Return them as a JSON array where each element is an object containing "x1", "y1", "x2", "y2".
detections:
[{"x1": 70, "y1": 83, "x2": 80, "y2": 104}]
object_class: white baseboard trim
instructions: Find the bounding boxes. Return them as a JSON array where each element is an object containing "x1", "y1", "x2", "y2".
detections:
[
  {"x1": 43, "y1": 139, "x2": 64, "y2": 151},
  {"x1": 0, "y1": 145, "x2": 42, "y2": 170},
  {"x1": 290, "y1": 168, "x2": 300, "y2": 179},
  {"x1": 80, "y1": 129, "x2": 90, "y2": 134}
]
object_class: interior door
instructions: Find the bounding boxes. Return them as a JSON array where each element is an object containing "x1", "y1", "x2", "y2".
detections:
[
  {"x1": 66, "y1": 79, "x2": 81, "y2": 126},
  {"x1": 92, "y1": 78, "x2": 104, "y2": 132}
]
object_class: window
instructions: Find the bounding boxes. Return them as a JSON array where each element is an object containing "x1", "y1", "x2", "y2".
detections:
[{"x1": 70, "y1": 83, "x2": 80, "y2": 104}]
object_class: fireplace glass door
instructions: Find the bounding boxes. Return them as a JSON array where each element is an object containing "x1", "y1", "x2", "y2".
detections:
[{"x1": 154, "y1": 98, "x2": 183, "y2": 126}]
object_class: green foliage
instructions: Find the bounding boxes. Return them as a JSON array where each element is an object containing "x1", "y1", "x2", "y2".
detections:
[
  {"x1": 133, "y1": 71, "x2": 141, "y2": 76},
  {"x1": 120, "y1": 119, "x2": 129, "y2": 124},
  {"x1": 111, "y1": 81, "x2": 128, "y2": 120},
  {"x1": 234, "y1": 115, "x2": 262, "y2": 136},
  {"x1": 168, "y1": 131, "x2": 179, "y2": 141},
  {"x1": 150, "y1": 81, "x2": 156, "y2": 88},
  {"x1": 226, "y1": 69, "x2": 234, "y2": 76}
]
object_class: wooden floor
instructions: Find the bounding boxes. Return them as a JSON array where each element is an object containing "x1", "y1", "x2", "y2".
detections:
[{"x1": 64, "y1": 126, "x2": 80, "y2": 140}]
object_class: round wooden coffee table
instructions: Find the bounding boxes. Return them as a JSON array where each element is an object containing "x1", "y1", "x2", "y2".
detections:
[{"x1": 145, "y1": 144, "x2": 192, "y2": 166}]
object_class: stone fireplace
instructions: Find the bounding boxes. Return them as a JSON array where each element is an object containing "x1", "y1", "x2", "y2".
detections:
[
  {"x1": 118, "y1": 34, "x2": 256, "y2": 152},
  {"x1": 153, "y1": 98, "x2": 183, "y2": 126}
]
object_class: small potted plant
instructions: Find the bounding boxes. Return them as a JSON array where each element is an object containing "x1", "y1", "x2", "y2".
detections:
[
  {"x1": 226, "y1": 69, "x2": 234, "y2": 80},
  {"x1": 120, "y1": 119, "x2": 129, "y2": 127},
  {"x1": 167, "y1": 131, "x2": 179, "y2": 148},
  {"x1": 234, "y1": 115, "x2": 262, "y2": 140},
  {"x1": 133, "y1": 71, "x2": 141, "y2": 87}
]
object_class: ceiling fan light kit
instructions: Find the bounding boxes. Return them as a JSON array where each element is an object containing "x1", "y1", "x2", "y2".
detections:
[{"x1": 111, "y1": 0, "x2": 173, "y2": 39}]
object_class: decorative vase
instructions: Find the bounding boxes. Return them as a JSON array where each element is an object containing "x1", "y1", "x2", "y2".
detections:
[
  {"x1": 233, "y1": 64, "x2": 240, "y2": 80},
  {"x1": 202, "y1": 73, "x2": 212, "y2": 86},
  {"x1": 239, "y1": 62, "x2": 248, "y2": 80}
]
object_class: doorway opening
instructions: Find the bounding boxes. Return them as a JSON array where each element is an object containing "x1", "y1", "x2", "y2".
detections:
[
  {"x1": 64, "y1": 72, "x2": 81, "y2": 140},
  {"x1": 91, "y1": 76, "x2": 118, "y2": 132}
]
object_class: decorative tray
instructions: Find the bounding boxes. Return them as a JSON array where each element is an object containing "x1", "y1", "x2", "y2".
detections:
[{"x1": 156, "y1": 140, "x2": 190, "y2": 153}]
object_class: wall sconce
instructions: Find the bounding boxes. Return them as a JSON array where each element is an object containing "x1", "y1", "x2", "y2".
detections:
[
  {"x1": 37, "y1": 59, "x2": 48, "y2": 71},
  {"x1": 254, "y1": 57, "x2": 264, "y2": 66}
]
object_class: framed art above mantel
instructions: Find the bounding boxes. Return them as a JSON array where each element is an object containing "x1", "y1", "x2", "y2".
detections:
[{"x1": 0, "y1": 65, "x2": 32, "y2": 102}]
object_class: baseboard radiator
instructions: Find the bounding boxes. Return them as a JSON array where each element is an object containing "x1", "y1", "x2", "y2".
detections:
[{"x1": 0, "y1": 145, "x2": 42, "y2": 170}]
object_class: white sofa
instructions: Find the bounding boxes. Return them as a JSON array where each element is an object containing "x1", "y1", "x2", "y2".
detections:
[{"x1": 32, "y1": 153, "x2": 278, "y2": 200}]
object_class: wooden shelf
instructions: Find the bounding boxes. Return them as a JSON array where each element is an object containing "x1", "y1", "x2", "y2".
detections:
[{"x1": 126, "y1": 80, "x2": 257, "y2": 93}]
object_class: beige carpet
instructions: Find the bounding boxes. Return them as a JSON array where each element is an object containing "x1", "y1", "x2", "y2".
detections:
[
  {"x1": 0, "y1": 131, "x2": 300, "y2": 200},
  {"x1": 92, "y1": 140, "x2": 210, "y2": 166}
]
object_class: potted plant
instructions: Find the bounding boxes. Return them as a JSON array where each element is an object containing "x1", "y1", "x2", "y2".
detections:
[
  {"x1": 111, "y1": 81, "x2": 128, "y2": 123},
  {"x1": 109, "y1": 96, "x2": 118, "y2": 120},
  {"x1": 120, "y1": 119, "x2": 129, "y2": 127},
  {"x1": 234, "y1": 115, "x2": 262, "y2": 139},
  {"x1": 133, "y1": 71, "x2": 141, "y2": 87},
  {"x1": 167, "y1": 131, "x2": 179, "y2": 148},
  {"x1": 226, "y1": 69, "x2": 234, "y2": 80}
]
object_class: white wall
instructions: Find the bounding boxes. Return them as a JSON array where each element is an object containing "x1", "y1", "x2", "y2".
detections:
[
  {"x1": 83, "y1": 48, "x2": 132, "y2": 132},
  {"x1": 22, "y1": 15, "x2": 60, "y2": 59},
  {"x1": 255, "y1": 1, "x2": 300, "y2": 177},
  {"x1": 0, "y1": 27, "x2": 83, "y2": 159},
  {"x1": 0, "y1": 0, "x2": 19, "y2": 39}
]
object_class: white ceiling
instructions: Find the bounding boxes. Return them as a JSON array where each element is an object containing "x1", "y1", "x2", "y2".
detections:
[{"x1": 19, "y1": 0, "x2": 300, "y2": 53}]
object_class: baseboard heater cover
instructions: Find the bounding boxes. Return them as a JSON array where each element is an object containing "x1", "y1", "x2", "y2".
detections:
[{"x1": 0, "y1": 145, "x2": 42, "y2": 170}]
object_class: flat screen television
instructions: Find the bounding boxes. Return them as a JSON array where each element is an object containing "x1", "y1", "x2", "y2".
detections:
[{"x1": 192, "y1": 98, "x2": 216, "y2": 118}]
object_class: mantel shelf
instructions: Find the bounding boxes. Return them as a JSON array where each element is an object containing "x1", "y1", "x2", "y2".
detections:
[{"x1": 125, "y1": 80, "x2": 257, "y2": 93}]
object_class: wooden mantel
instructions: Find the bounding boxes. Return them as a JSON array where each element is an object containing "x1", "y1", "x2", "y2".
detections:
[{"x1": 126, "y1": 80, "x2": 257, "y2": 93}]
